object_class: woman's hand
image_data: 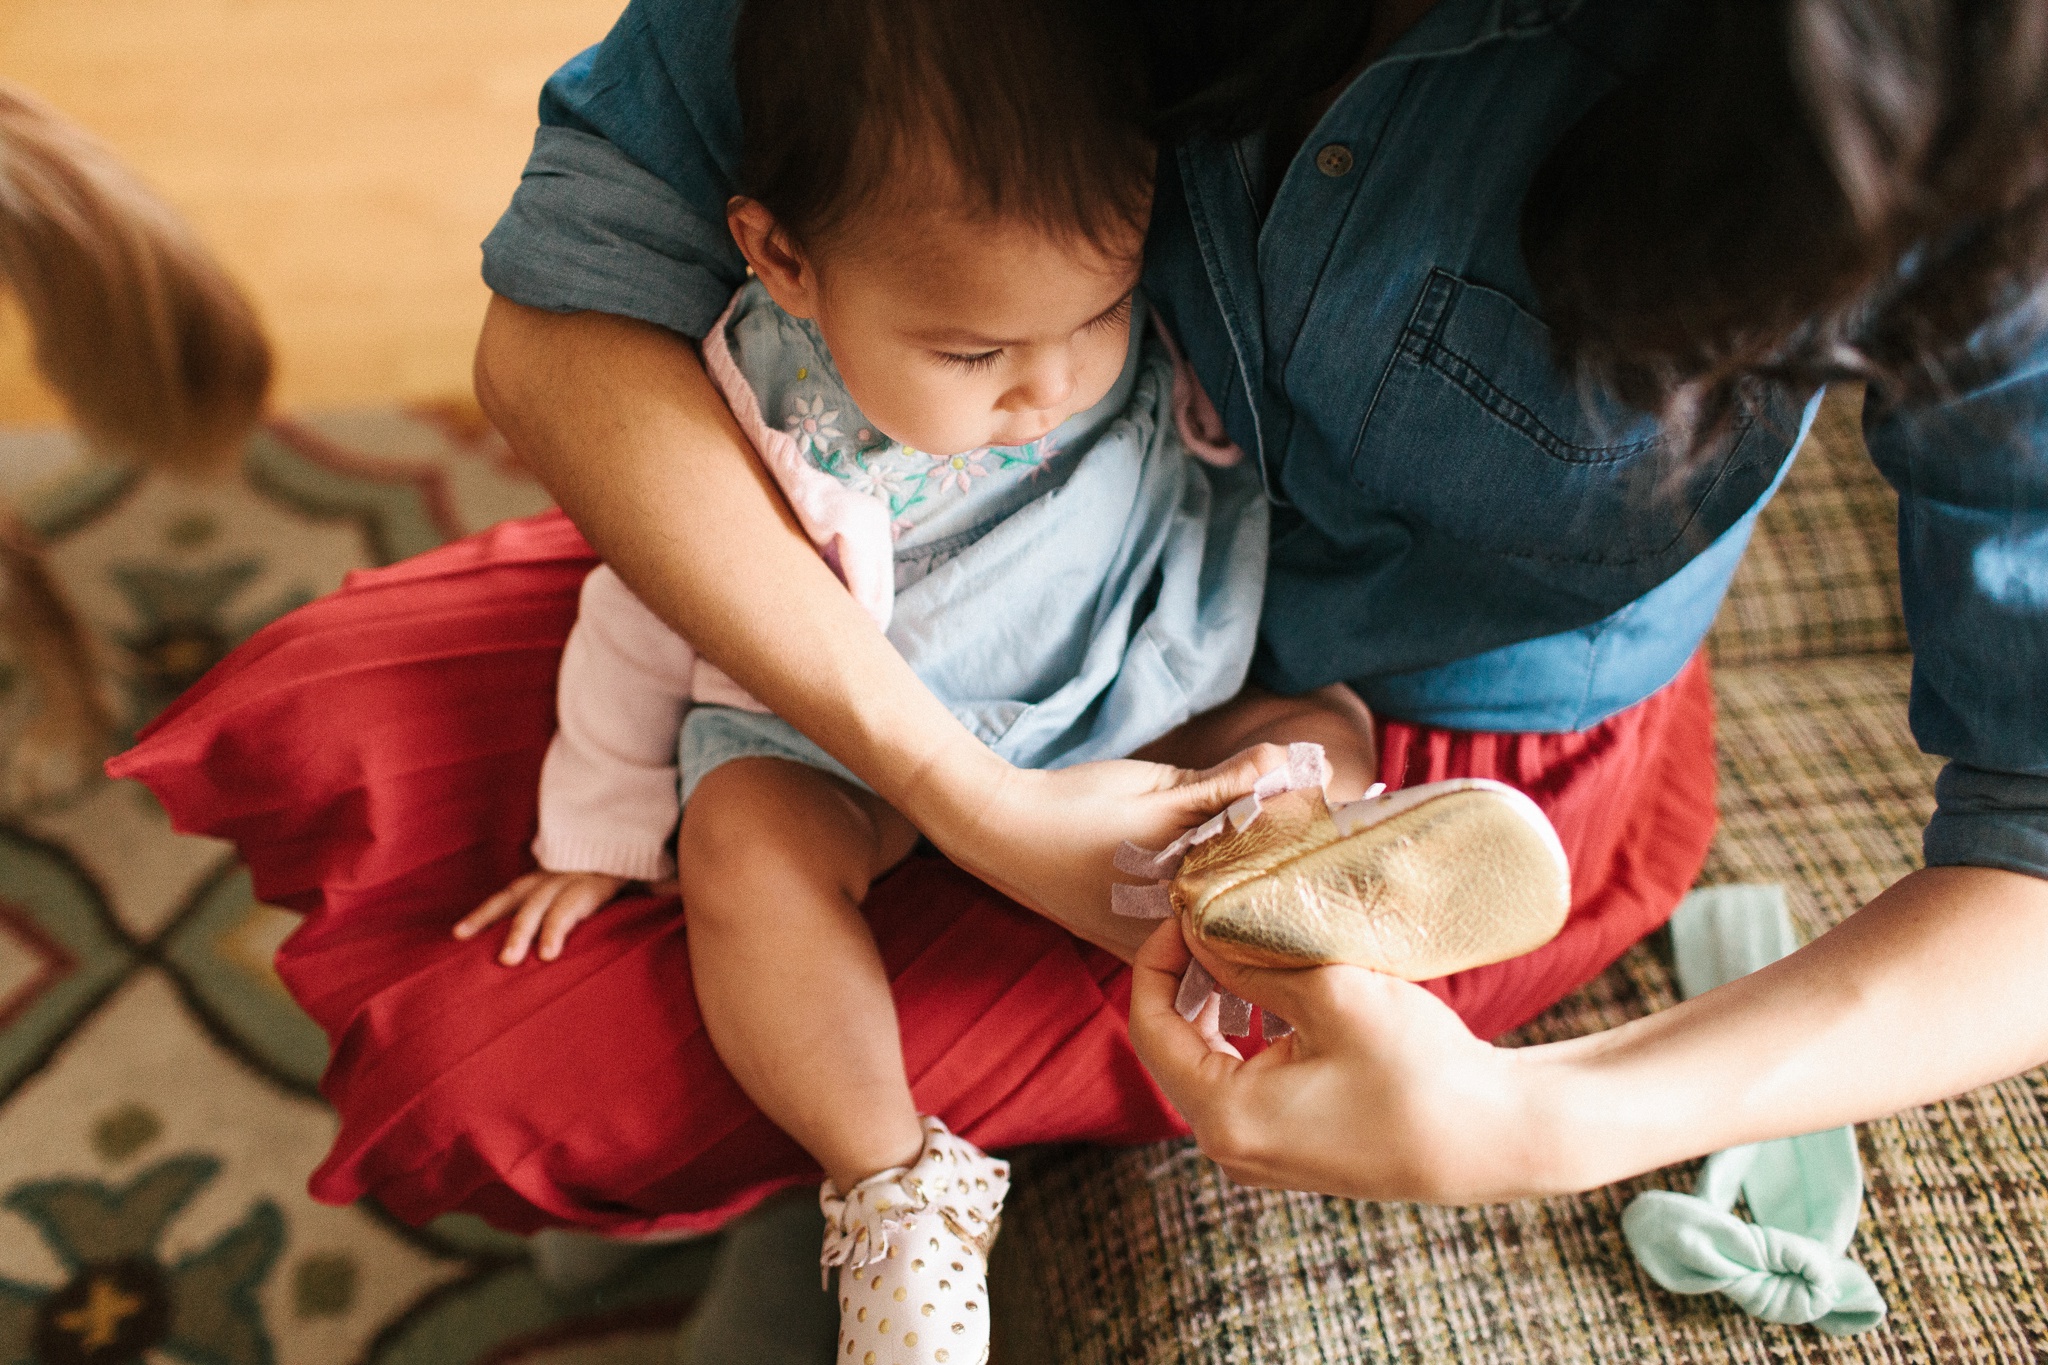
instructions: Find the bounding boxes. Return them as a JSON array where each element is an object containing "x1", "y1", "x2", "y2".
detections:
[
  {"x1": 919, "y1": 742, "x2": 1302, "y2": 961},
  {"x1": 454, "y1": 870, "x2": 640, "y2": 966},
  {"x1": 1132, "y1": 868, "x2": 2048, "y2": 1205},
  {"x1": 1128, "y1": 920, "x2": 1558, "y2": 1203}
]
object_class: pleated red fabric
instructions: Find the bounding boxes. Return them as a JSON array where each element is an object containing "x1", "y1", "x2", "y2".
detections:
[
  {"x1": 1379, "y1": 652, "x2": 1718, "y2": 1040},
  {"x1": 111, "y1": 509, "x2": 1716, "y2": 1236}
]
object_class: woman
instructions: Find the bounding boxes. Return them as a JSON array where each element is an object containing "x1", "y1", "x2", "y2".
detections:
[
  {"x1": 1115, "y1": 0, "x2": 2048, "y2": 1204},
  {"x1": 474, "y1": 0, "x2": 2048, "y2": 1200}
]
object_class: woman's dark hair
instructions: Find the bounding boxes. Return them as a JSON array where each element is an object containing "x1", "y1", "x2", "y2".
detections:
[
  {"x1": 732, "y1": 0, "x2": 1155, "y2": 253},
  {"x1": 1524, "y1": 0, "x2": 2048, "y2": 437},
  {"x1": 1136, "y1": 0, "x2": 2048, "y2": 439}
]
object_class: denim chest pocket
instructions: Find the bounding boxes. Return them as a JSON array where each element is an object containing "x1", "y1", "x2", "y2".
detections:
[{"x1": 1348, "y1": 269, "x2": 1746, "y2": 566}]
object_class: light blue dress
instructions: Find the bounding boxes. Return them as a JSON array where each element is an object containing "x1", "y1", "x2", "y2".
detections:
[{"x1": 678, "y1": 280, "x2": 1269, "y2": 800}]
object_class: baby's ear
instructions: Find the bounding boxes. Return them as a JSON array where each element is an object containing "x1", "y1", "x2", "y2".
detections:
[{"x1": 726, "y1": 197, "x2": 818, "y2": 319}]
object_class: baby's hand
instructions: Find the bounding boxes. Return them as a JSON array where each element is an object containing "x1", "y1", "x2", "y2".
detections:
[{"x1": 454, "y1": 870, "x2": 630, "y2": 965}]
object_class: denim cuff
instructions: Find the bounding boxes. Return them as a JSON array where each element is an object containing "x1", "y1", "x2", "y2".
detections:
[
  {"x1": 1922, "y1": 761, "x2": 2048, "y2": 882},
  {"x1": 481, "y1": 125, "x2": 743, "y2": 341}
]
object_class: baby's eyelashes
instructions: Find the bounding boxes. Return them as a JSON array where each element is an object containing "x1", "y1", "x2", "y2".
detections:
[
  {"x1": 935, "y1": 348, "x2": 1003, "y2": 372},
  {"x1": 1086, "y1": 293, "x2": 1134, "y2": 334},
  {"x1": 929, "y1": 294, "x2": 1132, "y2": 373}
]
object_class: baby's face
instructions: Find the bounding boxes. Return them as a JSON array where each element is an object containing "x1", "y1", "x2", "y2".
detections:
[{"x1": 753, "y1": 206, "x2": 1144, "y2": 457}]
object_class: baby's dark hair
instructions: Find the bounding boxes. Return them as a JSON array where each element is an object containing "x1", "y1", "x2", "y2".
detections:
[{"x1": 732, "y1": 0, "x2": 1155, "y2": 254}]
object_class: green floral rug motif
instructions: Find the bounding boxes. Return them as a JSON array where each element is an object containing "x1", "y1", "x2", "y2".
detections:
[{"x1": 0, "y1": 1154, "x2": 282, "y2": 1365}]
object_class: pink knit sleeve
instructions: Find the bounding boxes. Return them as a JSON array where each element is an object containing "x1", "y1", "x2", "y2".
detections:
[{"x1": 531, "y1": 565, "x2": 699, "y2": 880}]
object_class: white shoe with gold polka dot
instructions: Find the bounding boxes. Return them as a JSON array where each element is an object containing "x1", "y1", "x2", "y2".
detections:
[{"x1": 820, "y1": 1115, "x2": 1009, "y2": 1365}]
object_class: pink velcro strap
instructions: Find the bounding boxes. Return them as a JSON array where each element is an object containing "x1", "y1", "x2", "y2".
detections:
[
  {"x1": 1173, "y1": 960, "x2": 1256, "y2": 1039},
  {"x1": 1252, "y1": 742, "x2": 1331, "y2": 799},
  {"x1": 1110, "y1": 881, "x2": 1176, "y2": 920},
  {"x1": 1158, "y1": 743, "x2": 1333, "y2": 868},
  {"x1": 1174, "y1": 959, "x2": 1217, "y2": 1020},
  {"x1": 1261, "y1": 1011, "x2": 1294, "y2": 1041},
  {"x1": 1162, "y1": 808, "x2": 1231, "y2": 862},
  {"x1": 1113, "y1": 840, "x2": 1184, "y2": 880},
  {"x1": 1226, "y1": 791, "x2": 1263, "y2": 830}
]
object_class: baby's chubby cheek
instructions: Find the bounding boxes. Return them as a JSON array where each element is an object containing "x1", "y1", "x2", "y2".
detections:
[
  {"x1": 853, "y1": 403, "x2": 970, "y2": 458},
  {"x1": 841, "y1": 377, "x2": 992, "y2": 458}
]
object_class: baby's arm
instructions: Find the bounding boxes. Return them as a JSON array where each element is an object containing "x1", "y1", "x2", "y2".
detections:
[
  {"x1": 533, "y1": 565, "x2": 702, "y2": 878},
  {"x1": 455, "y1": 565, "x2": 700, "y2": 964}
]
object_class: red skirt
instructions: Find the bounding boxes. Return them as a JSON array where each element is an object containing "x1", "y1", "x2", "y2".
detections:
[{"x1": 111, "y1": 510, "x2": 1717, "y2": 1238}]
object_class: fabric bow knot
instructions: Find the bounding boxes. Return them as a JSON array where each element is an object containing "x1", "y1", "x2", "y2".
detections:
[
  {"x1": 1623, "y1": 1136, "x2": 1886, "y2": 1336},
  {"x1": 1622, "y1": 886, "x2": 1887, "y2": 1336}
]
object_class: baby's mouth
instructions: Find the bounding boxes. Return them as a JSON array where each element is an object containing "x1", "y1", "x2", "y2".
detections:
[{"x1": 994, "y1": 420, "x2": 1057, "y2": 447}]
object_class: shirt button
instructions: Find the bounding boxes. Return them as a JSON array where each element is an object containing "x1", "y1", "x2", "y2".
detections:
[{"x1": 1315, "y1": 143, "x2": 1354, "y2": 177}]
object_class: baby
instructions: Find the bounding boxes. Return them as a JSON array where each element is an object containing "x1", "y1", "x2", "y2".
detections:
[{"x1": 456, "y1": 0, "x2": 1378, "y2": 1359}]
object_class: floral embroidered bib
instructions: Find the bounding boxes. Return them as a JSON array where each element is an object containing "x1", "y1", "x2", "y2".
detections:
[{"x1": 722, "y1": 279, "x2": 1063, "y2": 546}]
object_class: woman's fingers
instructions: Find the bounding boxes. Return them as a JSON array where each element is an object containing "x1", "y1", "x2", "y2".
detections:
[
  {"x1": 1165, "y1": 743, "x2": 1295, "y2": 820},
  {"x1": 943, "y1": 760, "x2": 1217, "y2": 955},
  {"x1": 1189, "y1": 949, "x2": 1338, "y2": 1049},
  {"x1": 1128, "y1": 921, "x2": 1250, "y2": 1114},
  {"x1": 927, "y1": 743, "x2": 1313, "y2": 961},
  {"x1": 1175, "y1": 949, "x2": 1546, "y2": 1201}
]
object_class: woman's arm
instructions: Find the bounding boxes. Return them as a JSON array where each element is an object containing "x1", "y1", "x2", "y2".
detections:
[
  {"x1": 1129, "y1": 863, "x2": 2048, "y2": 1201},
  {"x1": 474, "y1": 297, "x2": 1265, "y2": 957}
]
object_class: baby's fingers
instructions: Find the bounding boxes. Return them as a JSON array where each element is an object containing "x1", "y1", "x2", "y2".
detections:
[
  {"x1": 537, "y1": 882, "x2": 616, "y2": 961},
  {"x1": 455, "y1": 873, "x2": 545, "y2": 940},
  {"x1": 498, "y1": 882, "x2": 569, "y2": 966}
]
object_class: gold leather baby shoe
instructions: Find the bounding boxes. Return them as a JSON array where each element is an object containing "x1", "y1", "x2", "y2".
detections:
[
  {"x1": 1168, "y1": 777, "x2": 1570, "y2": 978},
  {"x1": 1112, "y1": 745, "x2": 1572, "y2": 1011}
]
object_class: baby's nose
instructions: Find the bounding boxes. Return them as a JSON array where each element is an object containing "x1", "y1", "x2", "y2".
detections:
[{"x1": 1006, "y1": 360, "x2": 1076, "y2": 413}]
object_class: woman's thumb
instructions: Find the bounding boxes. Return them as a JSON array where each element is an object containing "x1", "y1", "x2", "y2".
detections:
[
  {"x1": 1192, "y1": 947, "x2": 1325, "y2": 1036},
  {"x1": 1173, "y1": 742, "x2": 1294, "y2": 817}
]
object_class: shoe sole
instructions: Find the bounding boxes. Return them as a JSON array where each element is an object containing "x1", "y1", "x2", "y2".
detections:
[{"x1": 1171, "y1": 782, "x2": 1570, "y2": 976}]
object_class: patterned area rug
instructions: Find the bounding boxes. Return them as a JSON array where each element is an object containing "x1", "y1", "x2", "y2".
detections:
[{"x1": 0, "y1": 408, "x2": 713, "y2": 1365}]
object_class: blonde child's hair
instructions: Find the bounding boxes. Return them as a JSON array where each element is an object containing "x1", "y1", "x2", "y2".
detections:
[
  {"x1": 0, "y1": 80, "x2": 271, "y2": 472},
  {"x1": 0, "y1": 81, "x2": 274, "y2": 802}
]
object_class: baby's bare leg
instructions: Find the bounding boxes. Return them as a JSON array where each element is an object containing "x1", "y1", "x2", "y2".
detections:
[
  {"x1": 677, "y1": 757, "x2": 923, "y2": 1193},
  {"x1": 1139, "y1": 683, "x2": 1380, "y2": 801}
]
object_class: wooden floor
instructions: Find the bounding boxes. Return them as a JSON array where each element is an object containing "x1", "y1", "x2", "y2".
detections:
[{"x1": 0, "y1": 0, "x2": 621, "y2": 426}]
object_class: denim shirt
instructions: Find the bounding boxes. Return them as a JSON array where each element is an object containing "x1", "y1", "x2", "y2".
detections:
[{"x1": 480, "y1": 0, "x2": 2048, "y2": 882}]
